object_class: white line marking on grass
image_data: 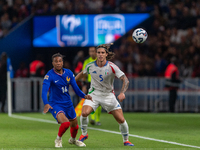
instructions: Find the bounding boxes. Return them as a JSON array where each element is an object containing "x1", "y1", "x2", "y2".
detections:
[
  {"x1": 11, "y1": 114, "x2": 57, "y2": 124},
  {"x1": 10, "y1": 114, "x2": 200, "y2": 149},
  {"x1": 88, "y1": 127, "x2": 200, "y2": 149}
]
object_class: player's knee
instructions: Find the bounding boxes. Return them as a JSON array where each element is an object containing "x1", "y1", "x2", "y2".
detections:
[
  {"x1": 82, "y1": 111, "x2": 89, "y2": 117},
  {"x1": 118, "y1": 118, "x2": 125, "y2": 124}
]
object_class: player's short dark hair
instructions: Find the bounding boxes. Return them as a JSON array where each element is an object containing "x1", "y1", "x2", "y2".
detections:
[
  {"x1": 96, "y1": 43, "x2": 115, "y2": 60},
  {"x1": 52, "y1": 53, "x2": 64, "y2": 61}
]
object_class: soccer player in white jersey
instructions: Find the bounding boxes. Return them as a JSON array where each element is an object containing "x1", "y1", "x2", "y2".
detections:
[{"x1": 75, "y1": 43, "x2": 134, "y2": 146}]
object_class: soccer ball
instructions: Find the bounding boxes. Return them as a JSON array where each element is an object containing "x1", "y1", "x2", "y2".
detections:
[{"x1": 132, "y1": 28, "x2": 148, "y2": 43}]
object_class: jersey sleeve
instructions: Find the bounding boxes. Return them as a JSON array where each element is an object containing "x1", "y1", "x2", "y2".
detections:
[
  {"x1": 42, "y1": 74, "x2": 51, "y2": 105},
  {"x1": 69, "y1": 70, "x2": 86, "y2": 98},
  {"x1": 109, "y1": 62, "x2": 124, "y2": 78}
]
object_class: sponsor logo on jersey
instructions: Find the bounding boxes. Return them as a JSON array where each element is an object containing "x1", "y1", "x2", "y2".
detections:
[
  {"x1": 44, "y1": 75, "x2": 49, "y2": 80},
  {"x1": 105, "y1": 69, "x2": 109, "y2": 75},
  {"x1": 55, "y1": 80, "x2": 59, "y2": 83},
  {"x1": 66, "y1": 76, "x2": 70, "y2": 83},
  {"x1": 92, "y1": 71, "x2": 97, "y2": 74}
]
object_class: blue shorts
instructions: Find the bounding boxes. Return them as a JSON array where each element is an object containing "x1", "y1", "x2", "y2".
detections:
[{"x1": 49, "y1": 104, "x2": 76, "y2": 122}]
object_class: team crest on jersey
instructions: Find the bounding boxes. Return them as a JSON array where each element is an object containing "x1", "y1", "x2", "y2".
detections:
[
  {"x1": 66, "y1": 76, "x2": 70, "y2": 83},
  {"x1": 44, "y1": 75, "x2": 49, "y2": 80},
  {"x1": 105, "y1": 69, "x2": 109, "y2": 75},
  {"x1": 54, "y1": 111, "x2": 56, "y2": 114}
]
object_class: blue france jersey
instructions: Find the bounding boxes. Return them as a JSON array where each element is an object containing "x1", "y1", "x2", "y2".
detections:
[{"x1": 42, "y1": 68, "x2": 85, "y2": 107}]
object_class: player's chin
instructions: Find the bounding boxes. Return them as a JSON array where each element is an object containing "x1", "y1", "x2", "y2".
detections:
[
  {"x1": 55, "y1": 67, "x2": 62, "y2": 71},
  {"x1": 99, "y1": 58, "x2": 104, "y2": 61}
]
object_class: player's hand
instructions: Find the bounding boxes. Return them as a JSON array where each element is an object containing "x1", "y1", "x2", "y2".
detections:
[
  {"x1": 84, "y1": 95, "x2": 93, "y2": 101},
  {"x1": 43, "y1": 104, "x2": 53, "y2": 113},
  {"x1": 117, "y1": 93, "x2": 125, "y2": 102}
]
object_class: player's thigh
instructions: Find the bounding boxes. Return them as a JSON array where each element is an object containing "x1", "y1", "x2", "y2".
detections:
[
  {"x1": 57, "y1": 113, "x2": 69, "y2": 123},
  {"x1": 82, "y1": 105, "x2": 94, "y2": 117},
  {"x1": 49, "y1": 104, "x2": 67, "y2": 123},
  {"x1": 100, "y1": 93, "x2": 121, "y2": 113},
  {"x1": 110, "y1": 109, "x2": 125, "y2": 124},
  {"x1": 64, "y1": 105, "x2": 77, "y2": 121},
  {"x1": 82, "y1": 98, "x2": 99, "y2": 116}
]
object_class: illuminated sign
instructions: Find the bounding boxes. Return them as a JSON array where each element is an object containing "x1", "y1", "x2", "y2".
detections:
[{"x1": 33, "y1": 13, "x2": 150, "y2": 47}]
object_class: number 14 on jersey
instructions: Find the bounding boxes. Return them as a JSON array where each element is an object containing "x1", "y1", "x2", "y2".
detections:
[{"x1": 61, "y1": 86, "x2": 68, "y2": 93}]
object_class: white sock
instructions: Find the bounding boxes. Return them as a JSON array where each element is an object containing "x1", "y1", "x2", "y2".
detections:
[
  {"x1": 71, "y1": 137, "x2": 76, "y2": 141},
  {"x1": 80, "y1": 115, "x2": 88, "y2": 136},
  {"x1": 56, "y1": 135, "x2": 61, "y2": 140},
  {"x1": 119, "y1": 120, "x2": 129, "y2": 142}
]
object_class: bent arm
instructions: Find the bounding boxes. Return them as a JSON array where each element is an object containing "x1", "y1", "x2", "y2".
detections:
[
  {"x1": 120, "y1": 75, "x2": 129, "y2": 93},
  {"x1": 75, "y1": 71, "x2": 86, "y2": 81}
]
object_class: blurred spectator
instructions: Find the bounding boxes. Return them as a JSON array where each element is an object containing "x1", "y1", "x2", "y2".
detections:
[
  {"x1": 1, "y1": 13, "x2": 12, "y2": 34},
  {"x1": 179, "y1": 59, "x2": 193, "y2": 77},
  {"x1": 63, "y1": 60, "x2": 72, "y2": 70},
  {"x1": 0, "y1": 25, "x2": 4, "y2": 38},
  {"x1": 73, "y1": 50, "x2": 84, "y2": 75},
  {"x1": 11, "y1": 16, "x2": 18, "y2": 28},
  {"x1": 165, "y1": 57, "x2": 181, "y2": 112},
  {"x1": 0, "y1": 52, "x2": 7, "y2": 112},
  {"x1": 29, "y1": 55, "x2": 45, "y2": 77},
  {"x1": 18, "y1": 5, "x2": 29, "y2": 21},
  {"x1": 1, "y1": 0, "x2": 200, "y2": 78},
  {"x1": 15, "y1": 62, "x2": 29, "y2": 78},
  {"x1": 144, "y1": 62, "x2": 156, "y2": 77},
  {"x1": 192, "y1": 55, "x2": 200, "y2": 77},
  {"x1": 154, "y1": 53, "x2": 167, "y2": 76}
]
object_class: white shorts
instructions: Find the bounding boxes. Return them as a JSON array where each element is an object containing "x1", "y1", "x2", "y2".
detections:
[{"x1": 83, "y1": 91, "x2": 122, "y2": 113}]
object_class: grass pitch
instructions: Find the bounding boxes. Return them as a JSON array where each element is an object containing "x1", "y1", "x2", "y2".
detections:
[{"x1": 0, "y1": 112, "x2": 200, "y2": 150}]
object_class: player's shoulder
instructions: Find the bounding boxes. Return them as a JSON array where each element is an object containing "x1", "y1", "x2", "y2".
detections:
[
  {"x1": 63, "y1": 68, "x2": 72, "y2": 74},
  {"x1": 63, "y1": 68, "x2": 75, "y2": 77},
  {"x1": 108, "y1": 61, "x2": 119, "y2": 69},
  {"x1": 43, "y1": 69, "x2": 54, "y2": 80},
  {"x1": 85, "y1": 61, "x2": 95, "y2": 68}
]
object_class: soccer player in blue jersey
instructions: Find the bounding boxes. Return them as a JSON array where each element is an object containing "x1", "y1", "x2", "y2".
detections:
[{"x1": 42, "y1": 53, "x2": 92, "y2": 148}]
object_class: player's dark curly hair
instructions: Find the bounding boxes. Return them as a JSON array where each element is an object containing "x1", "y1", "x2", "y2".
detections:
[
  {"x1": 96, "y1": 43, "x2": 115, "y2": 60},
  {"x1": 52, "y1": 53, "x2": 65, "y2": 61}
]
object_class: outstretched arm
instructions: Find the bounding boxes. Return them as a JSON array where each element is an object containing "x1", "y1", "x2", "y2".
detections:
[
  {"x1": 71, "y1": 74, "x2": 92, "y2": 100},
  {"x1": 117, "y1": 75, "x2": 129, "y2": 102},
  {"x1": 42, "y1": 82, "x2": 53, "y2": 113}
]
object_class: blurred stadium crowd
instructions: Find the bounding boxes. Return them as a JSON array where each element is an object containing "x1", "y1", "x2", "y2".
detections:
[{"x1": 1, "y1": 0, "x2": 200, "y2": 77}]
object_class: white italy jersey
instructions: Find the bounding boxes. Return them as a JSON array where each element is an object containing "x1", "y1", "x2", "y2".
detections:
[{"x1": 83, "y1": 61, "x2": 124, "y2": 93}]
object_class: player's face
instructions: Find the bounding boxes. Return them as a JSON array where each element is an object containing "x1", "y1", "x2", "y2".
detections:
[
  {"x1": 97, "y1": 48, "x2": 108, "y2": 62},
  {"x1": 52, "y1": 56, "x2": 63, "y2": 71},
  {"x1": 89, "y1": 47, "x2": 96, "y2": 59}
]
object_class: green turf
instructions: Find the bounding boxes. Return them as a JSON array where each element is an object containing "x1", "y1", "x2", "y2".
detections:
[{"x1": 0, "y1": 112, "x2": 200, "y2": 150}]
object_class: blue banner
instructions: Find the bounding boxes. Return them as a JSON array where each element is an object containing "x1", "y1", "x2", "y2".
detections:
[{"x1": 33, "y1": 13, "x2": 150, "y2": 47}]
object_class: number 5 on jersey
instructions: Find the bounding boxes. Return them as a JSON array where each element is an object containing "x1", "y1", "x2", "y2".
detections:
[
  {"x1": 62, "y1": 86, "x2": 68, "y2": 93},
  {"x1": 99, "y1": 75, "x2": 103, "y2": 82}
]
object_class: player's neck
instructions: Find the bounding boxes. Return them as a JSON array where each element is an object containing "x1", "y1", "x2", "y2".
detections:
[
  {"x1": 91, "y1": 56, "x2": 96, "y2": 60},
  {"x1": 54, "y1": 68, "x2": 63, "y2": 74},
  {"x1": 96, "y1": 60, "x2": 107, "y2": 67}
]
